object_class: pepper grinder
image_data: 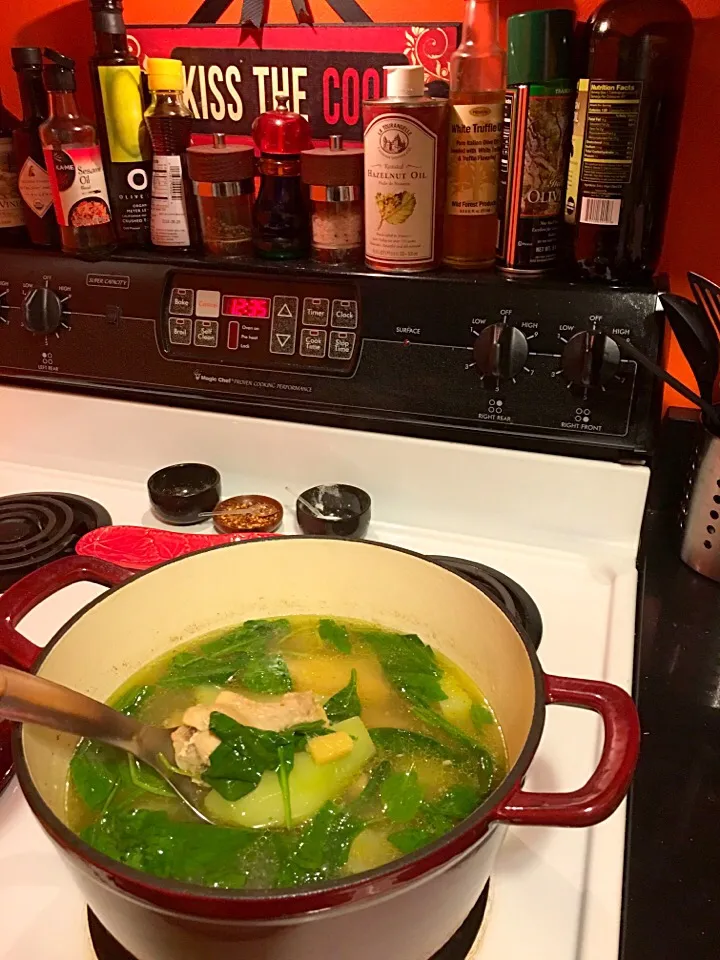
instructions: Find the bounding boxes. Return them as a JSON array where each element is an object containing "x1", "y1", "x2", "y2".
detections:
[
  {"x1": 301, "y1": 135, "x2": 364, "y2": 264},
  {"x1": 252, "y1": 95, "x2": 313, "y2": 260}
]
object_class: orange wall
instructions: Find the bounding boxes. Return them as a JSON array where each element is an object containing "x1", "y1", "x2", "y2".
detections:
[{"x1": 1, "y1": 0, "x2": 719, "y2": 405}]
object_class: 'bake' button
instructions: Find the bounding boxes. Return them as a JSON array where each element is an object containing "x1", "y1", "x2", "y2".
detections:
[
  {"x1": 194, "y1": 319, "x2": 219, "y2": 348},
  {"x1": 328, "y1": 330, "x2": 356, "y2": 360},
  {"x1": 195, "y1": 290, "x2": 221, "y2": 318},
  {"x1": 303, "y1": 298, "x2": 330, "y2": 326},
  {"x1": 331, "y1": 299, "x2": 358, "y2": 329},
  {"x1": 300, "y1": 329, "x2": 327, "y2": 358},
  {"x1": 168, "y1": 317, "x2": 192, "y2": 345},
  {"x1": 169, "y1": 288, "x2": 194, "y2": 316}
]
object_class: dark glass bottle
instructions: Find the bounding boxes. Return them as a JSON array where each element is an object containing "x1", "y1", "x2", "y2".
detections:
[
  {"x1": 252, "y1": 96, "x2": 312, "y2": 260},
  {"x1": 89, "y1": 0, "x2": 151, "y2": 246},
  {"x1": 564, "y1": 0, "x2": 693, "y2": 284},
  {"x1": 39, "y1": 48, "x2": 115, "y2": 258},
  {"x1": 11, "y1": 47, "x2": 59, "y2": 247},
  {"x1": 0, "y1": 89, "x2": 27, "y2": 246}
]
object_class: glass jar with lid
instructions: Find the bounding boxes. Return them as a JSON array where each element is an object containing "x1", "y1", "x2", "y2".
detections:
[
  {"x1": 186, "y1": 133, "x2": 255, "y2": 258},
  {"x1": 301, "y1": 135, "x2": 364, "y2": 264}
]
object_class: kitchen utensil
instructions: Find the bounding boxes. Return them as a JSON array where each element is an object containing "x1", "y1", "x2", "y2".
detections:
[
  {"x1": 147, "y1": 463, "x2": 221, "y2": 525},
  {"x1": 660, "y1": 293, "x2": 720, "y2": 404},
  {"x1": 0, "y1": 663, "x2": 212, "y2": 824},
  {"x1": 0, "y1": 542, "x2": 639, "y2": 960},
  {"x1": 75, "y1": 525, "x2": 274, "y2": 570},
  {"x1": 613, "y1": 337, "x2": 720, "y2": 433},
  {"x1": 688, "y1": 272, "x2": 720, "y2": 340},
  {"x1": 296, "y1": 485, "x2": 371, "y2": 538},
  {"x1": 681, "y1": 424, "x2": 720, "y2": 582}
]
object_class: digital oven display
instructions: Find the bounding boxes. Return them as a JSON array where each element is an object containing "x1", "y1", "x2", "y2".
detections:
[{"x1": 221, "y1": 296, "x2": 271, "y2": 319}]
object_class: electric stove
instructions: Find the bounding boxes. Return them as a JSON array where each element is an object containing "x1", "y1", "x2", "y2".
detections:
[{"x1": 0, "y1": 384, "x2": 648, "y2": 960}]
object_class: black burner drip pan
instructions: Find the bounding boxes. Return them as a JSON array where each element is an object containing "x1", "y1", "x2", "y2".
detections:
[{"x1": 88, "y1": 884, "x2": 490, "y2": 960}]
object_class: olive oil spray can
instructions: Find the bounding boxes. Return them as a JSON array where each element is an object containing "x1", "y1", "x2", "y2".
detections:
[{"x1": 496, "y1": 9, "x2": 575, "y2": 275}]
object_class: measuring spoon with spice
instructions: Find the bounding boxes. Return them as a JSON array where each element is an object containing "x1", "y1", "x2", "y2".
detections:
[{"x1": 301, "y1": 135, "x2": 364, "y2": 265}]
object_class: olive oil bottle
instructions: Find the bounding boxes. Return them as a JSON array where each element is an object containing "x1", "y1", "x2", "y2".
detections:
[{"x1": 88, "y1": 0, "x2": 151, "y2": 246}]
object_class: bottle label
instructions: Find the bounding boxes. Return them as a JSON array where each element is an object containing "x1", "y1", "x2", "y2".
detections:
[
  {"x1": 364, "y1": 112, "x2": 438, "y2": 266},
  {"x1": 43, "y1": 144, "x2": 112, "y2": 229},
  {"x1": 18, "y1": 156, "x2": 54, "y2": 220},
  {"x1": 151, "y1": 154, "x2": 191, "y2": 247},
  {"x1": 565, "y1": 80, "x2": 643, "y2": 227},
  {"x1": 497, "y1": 84, "x2": 573, "y2": 271},
  {"x1": 446, "y1": 101, "x2": 503, "y2": 217},
  {"x1": 97, "y1": 65, "x2": 151, "y2": 241},
  {"x1": 0, "y1": 137, "x2": 25, "y2": 229}
]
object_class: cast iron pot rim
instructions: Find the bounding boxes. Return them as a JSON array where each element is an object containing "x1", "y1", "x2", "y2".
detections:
[{"x1": 12, "y1": 535, "x2": 546, "y2": 918}]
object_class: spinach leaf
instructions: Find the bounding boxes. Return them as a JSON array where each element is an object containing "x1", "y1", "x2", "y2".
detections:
[
  {"x1": 361, "y1": 630, "x2": 447, "y2": 706},
  {"x1": 241, "y1": 654, "x2": 293, "y2": 695},
  {"x1": 411, "y1": 703, "x2": 494, "y2": 767},
  {"x1": 324, "y1": 669, "x2": 361, "y2": 723},
  {"x1": 275, "y1": 802, "x2": 364, "y2": 888},
  {"x1": 318, "y1": 619, "x2": 351, "y2": 654},
  {"x1": 369, "y1": 727, "x2": 458, "y2": 761},
  {"x1": 203, "y1": 712, "x2": 328, "y2": 803},
  {"x1": 435, "y1": 784, "x2": 481, "y2": 820},
  {"x1": 277, "y1": 743, "x2": 295, "y2": 829},
  {"x1": 160, "y1": 618, "x2": 293, "y2": 692},
  {"x1": 350, "y1": 759, "x2": 392, "y2": 818},
  {"x1": 83, "y1": 808, "x2": 260, "y2": 888},
  {"x1": 111, "y1": 684, "x2": 155, "y2": 717},
  {"x1": 470, "y1": 703, "x2": 493, "y2": 730},
  {"x1": 380, "y1": 771, "x2": 423, "y2": 824},
  {"x1": 70, "y1": 741, "x2": 122, "y2": 811},
  {"x1": 387, "y1": 785, "x2": 482, "y2": 855},
  {"x1": 126, "y1": 756, "x2": 173, "y2": 798}
]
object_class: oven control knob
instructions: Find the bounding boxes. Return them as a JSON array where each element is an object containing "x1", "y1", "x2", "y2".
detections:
[
  {"x1": 562, "y1": 331, "x2": 620, "y2": 387},
  {"x1": 473, "y1": 324, "x2": 529, "y2": 380},
  {"x1": 23, "y1": 286, "x2": 63, "y2": 335}
]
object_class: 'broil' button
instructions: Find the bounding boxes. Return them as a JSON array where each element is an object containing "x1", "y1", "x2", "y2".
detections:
[
  {"x1": 300, "y1": 329, "x2": 327, "y2": 358},
  {"x1": 168, "y1": 317, "x2": 192, "y2": 345},
  {"x1": 331, "y1": 299, "x2": 358, "y2": 329},
  {"x1": 328, "y1": 331, "x2": 356, "y2": 361}
]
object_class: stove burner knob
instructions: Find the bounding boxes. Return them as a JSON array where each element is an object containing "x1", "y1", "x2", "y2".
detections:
[
  {"x1": 562, "y1": 331, "x2": 621, "y2": 388},
  {"x1": 23, "y1": 286, "x2": 63, "y2": 335},
  {"x1": 473, "y1": 324, "x2": 529, "y2": 380}
]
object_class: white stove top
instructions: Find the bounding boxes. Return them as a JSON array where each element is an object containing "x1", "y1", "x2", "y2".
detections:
[{"x1": 0, "y1": 386, "x2": 650, "y2": 960}]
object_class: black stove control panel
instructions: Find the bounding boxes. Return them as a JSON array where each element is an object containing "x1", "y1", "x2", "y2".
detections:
[
  {"x1": 162, "y1": 272, "x2": 360, "y2": 374},
  {"x1": 0, "y1": 250, "x2": 662, "y2": 460}
]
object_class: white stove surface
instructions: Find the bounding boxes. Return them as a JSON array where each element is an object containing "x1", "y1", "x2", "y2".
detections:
[{"x1": 0, "y1": 386, "x2": 650, "y2": 960}]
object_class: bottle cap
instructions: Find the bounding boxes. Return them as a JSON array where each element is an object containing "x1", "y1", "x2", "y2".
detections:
[
  {"x1": 507, "y1": 9, "x2": 575, "y2": 86},
  {"x1": 252, "y1": 95, "x2": 313, "y2": 156},
  {"x1": 187, "y1": 134, "x2": 255, "y2": 182},
  {"x1": 145, "y1": 57, "x2": 185, "y2": 92},
  {"x1": 11, "y1": 47, "x2": 43, "y2": 70},
  {"x1": 43, "y1": 48, "x2": 76, "y2": 93},
  {"x1": 385, "y1": 65, "x2": 425, "y2": 99},
  {"x1": 301, "y1": 135, "x2": 364, "y2": 186}
]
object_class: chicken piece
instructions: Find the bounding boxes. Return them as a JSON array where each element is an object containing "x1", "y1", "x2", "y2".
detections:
[
  {"x1": 171, "y1": 725, "x2": 220, "y2": 779},
  {"x1": 172, "y1": 690, "x2": 328, "y2": 777}
]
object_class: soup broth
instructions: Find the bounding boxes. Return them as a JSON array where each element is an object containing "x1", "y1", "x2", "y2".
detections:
[{"x1": 66, "y1": 616, "x2": 507, "y2": 890}]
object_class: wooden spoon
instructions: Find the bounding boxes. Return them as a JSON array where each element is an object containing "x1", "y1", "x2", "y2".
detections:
[{"x1": 0, "y1": 665, "x2": 212, "y2": 824}]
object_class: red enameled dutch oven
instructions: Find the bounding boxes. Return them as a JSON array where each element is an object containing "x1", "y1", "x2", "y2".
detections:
[{"x1": 0, "y1": 538, "x2": 640, "y2": 960}]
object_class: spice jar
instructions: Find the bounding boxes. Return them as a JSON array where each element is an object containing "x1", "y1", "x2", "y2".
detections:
[
  {"x1": 252, "y1": 96, "x2": 312, "y2": 260},
  {"x1": 186, "y1": 133, "x2": 254, "y2": 258},
  {"x1": 301, "y1": 135, "x2": 364, "y2": 264}
]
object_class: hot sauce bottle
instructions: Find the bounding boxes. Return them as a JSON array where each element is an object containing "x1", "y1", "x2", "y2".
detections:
[{"x1": 363, "y1": 65, "x2": 448, "y2": 274}]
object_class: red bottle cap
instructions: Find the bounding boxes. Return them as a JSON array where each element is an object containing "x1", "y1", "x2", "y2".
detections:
[{"x1": 252, "y1": 95, "x2": 312, "y2": 156}]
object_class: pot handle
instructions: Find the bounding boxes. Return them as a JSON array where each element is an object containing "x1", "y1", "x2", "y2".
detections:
[
  {"x1": 0, "y1": 556, "x2": 133, "y2": 671},
  {"x1": 495, "y1": 674, "x2": 640, "y2": 828}
]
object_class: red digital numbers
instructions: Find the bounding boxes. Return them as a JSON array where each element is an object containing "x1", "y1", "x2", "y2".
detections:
[{"x1": 221, "y1": 296, "x2": 271, "y2": 319}]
